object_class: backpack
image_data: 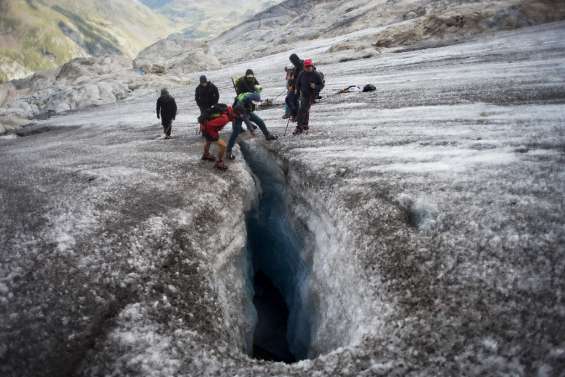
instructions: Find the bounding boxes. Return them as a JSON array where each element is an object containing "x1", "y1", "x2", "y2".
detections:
[
  {"x1": 198, "y1": 103, "x2": 228, "y2": 124},
  {"x1": 234, "y1": 77, "x2": 244, "y2": 95},
  {"x1": 315, "y1": 69, "x2": 325, "y2": 92}
]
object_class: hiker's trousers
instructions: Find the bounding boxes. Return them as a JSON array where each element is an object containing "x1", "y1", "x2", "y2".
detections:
[
  {"x1": 227, "y1": 112, "x2": 269, "y2": 152},
  {"x1": 297, "y1": 95, "x2": 313, "y2": 128},
  {"x1": 161, "y1": 118, "x2": 173, "y2": 137}
]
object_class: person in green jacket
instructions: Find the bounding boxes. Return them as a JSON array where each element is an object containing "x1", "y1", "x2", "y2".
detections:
[{"x1": 227, "y1": 87, "x2": 277, "y2": 160}]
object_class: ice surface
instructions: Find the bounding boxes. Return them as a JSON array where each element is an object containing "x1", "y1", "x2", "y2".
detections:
[{"x1": 1, "y1": 22, "x2": 564, "y2": 377}]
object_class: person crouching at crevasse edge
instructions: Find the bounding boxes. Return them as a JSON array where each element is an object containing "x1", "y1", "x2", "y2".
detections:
[
  {"x1": 200, "y1": 105, "x2": 235, "y2": 171},
  {"x1": 294, "y1": 59, "x2": 323, "y2": 135},
  {"x1": 156, "y1": 88, "x2": 177, "y2": 139},
  {"x1": 226, "y1": 87, "x2": 277, "y2": 160}
]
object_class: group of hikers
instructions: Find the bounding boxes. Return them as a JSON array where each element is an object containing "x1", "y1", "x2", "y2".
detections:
[{"x1": 155, "y1": 53, "x2": 325, "y2": 171}]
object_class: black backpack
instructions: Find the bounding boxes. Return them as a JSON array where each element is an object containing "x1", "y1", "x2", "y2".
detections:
[
  {"x1": 198, "y1": 103, "x2": 228, "y2": 123},
  {"x1": 316, "y1": 70, "x2": 325, "y2": 91}
]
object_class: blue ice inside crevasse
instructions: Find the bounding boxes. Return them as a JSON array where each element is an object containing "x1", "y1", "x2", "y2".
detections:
[{"x1": 241, "y1": 142, "x2": 312, "y2": 363}]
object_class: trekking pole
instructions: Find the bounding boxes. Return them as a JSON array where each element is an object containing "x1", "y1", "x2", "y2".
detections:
[
  {"x1": 272, "y1": 89, "x2": 287, "y2": 101},
  {"x1": 283, "y1": 118, "x2": 290, "y2": 136},
  {"x1": 231, "y1": 77, "x2": 238, "y2": 95}
]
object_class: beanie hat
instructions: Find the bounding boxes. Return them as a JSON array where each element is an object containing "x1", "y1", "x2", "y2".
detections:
[
  {"x1": 245, "y1": 69, "x2": 254, "y2": 76},
  {"x1": 289, "y1": 53, "x2": 299, "y2": 64},
  {"x1": 200, "y1": 75, "x2": 207, "y2": 84},
  {"x1": 304, "y1": 58, "x2": 313, "y2": 67}
]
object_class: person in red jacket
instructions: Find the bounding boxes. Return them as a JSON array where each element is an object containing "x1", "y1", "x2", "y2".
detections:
[{"x1": 200, "y1": 106, "x2": 236, "y2": 171}]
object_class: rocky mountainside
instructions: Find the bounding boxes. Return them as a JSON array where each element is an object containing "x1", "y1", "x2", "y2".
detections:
[
  {"x1": 133, "y1": 34, "x2": 221, "y2": 76},
  {"x1": 139, "y1": 0, "x2": 280, "y2": 39},
  {"x1": 210, "y1": 0, "x2": 565, "y2": 63},
  {"x1": 0, "y1": 55, "x2": 191, "y2": 135},
  {"x1": 0, "y1": 0, "x2": 176, "y2": 82},
  {"x1": 2, "y1": 0, "x2": 564, "y2": 134}
]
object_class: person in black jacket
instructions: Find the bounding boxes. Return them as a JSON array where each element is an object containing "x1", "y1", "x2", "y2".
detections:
[
  {"x1": 289, "y1": 53, "x2": 304, "y2": 88},
  {"x1": 293, "y1": 59, "x2": 323, "y2": 135},
  {"x1": 235, "y1": 69, "x2": 259, "y2": 95},
  {"x1": 156, "y1": 88, "x2": 177, "y2": 139},
  {"x1": 195, "y1": 75, "x2": 219, "y2": 114},
  {"x1": 285, "y1": 53, "x2": 304, "y2": 121}
]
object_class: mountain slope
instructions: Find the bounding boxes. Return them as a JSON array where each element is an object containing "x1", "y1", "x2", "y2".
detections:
[
  {"x1": 0, "y1": 0, "x2": 176, "y2": 82},
  {"x1": 139, "y1": 0, "x2": 280, "y2": 39},
  {"x1": 210, "y1": 0, "x2": 565, "y2": 63}
]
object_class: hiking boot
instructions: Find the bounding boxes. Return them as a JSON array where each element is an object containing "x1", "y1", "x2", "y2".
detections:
[
  {"x1": 227, "y1": 151, "x2": 236, "y2": 160},
  {"x1": 201, "y1": 153, "x2": 216, "y2": 162},
  {"x1": 265, "y1": 134, "x2": 278, "y2": 141},
  {"x1": 290, "y1": 116, "x2": 296, "y2": 123},
  {"x1": 214, "y1": 160, "x2": 228, "y2": 171},
  {"x1": 292, "y1": 126, "x2": 303, "y2": 135}
]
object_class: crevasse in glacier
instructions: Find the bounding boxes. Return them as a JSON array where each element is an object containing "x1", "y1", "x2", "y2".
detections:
[{"x1": 242, "y1": 142, "x2": 312, "y2": 362}]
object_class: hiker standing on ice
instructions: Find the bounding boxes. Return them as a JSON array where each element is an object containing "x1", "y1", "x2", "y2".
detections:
[
  {"x1": 286, "y1": 53, "x2": 303, "y2": 121},
  {"x1": 283, "y1": 66, "x2": 298, "y2": 120},
  {"x1": 195, "y1": 75, "x2": 219, "y2": 114},
  {"x1": 156, "y1": 88, "x2": 177, "y2": 139},
  {"x1": 294, "y1": 59, "x2": 323, "y2": 135},
  {"x1": 235, "y1": 69, "x2": 260, "y2": 95},
  {"x1": 226, "y1": 87, "x2": 277, "y2": 160}
]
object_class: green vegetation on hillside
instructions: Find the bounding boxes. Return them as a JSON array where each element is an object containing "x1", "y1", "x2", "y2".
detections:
[
  {"x1": 51, "y1": 5, "x2": 121, "y2": 55},
  {"x1": 0, "y1": 0, "x2": 176, "y2": 82}
]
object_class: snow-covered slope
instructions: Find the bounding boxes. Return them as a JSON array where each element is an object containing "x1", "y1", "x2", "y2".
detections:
[{"x1": 1, "y1": 21, "x2": 564, "y2": 377}]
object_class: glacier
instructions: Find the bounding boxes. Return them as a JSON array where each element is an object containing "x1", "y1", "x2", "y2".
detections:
[{"x1": 0, "y1": 21, "x2": 564, "y2": 377}]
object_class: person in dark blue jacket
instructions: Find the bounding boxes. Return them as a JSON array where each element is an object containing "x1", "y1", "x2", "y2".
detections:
[{"x1": 293, "y1": 59, "x2": 323, "y2": 135}]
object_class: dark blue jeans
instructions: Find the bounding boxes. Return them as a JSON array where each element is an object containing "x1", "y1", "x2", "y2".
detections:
[
  {"x1": 285, "y1": 92, "x2": 299, "y2": 117},
  {"x1": 227, "y1": 112, "x2": 270, "y2": 152}
]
